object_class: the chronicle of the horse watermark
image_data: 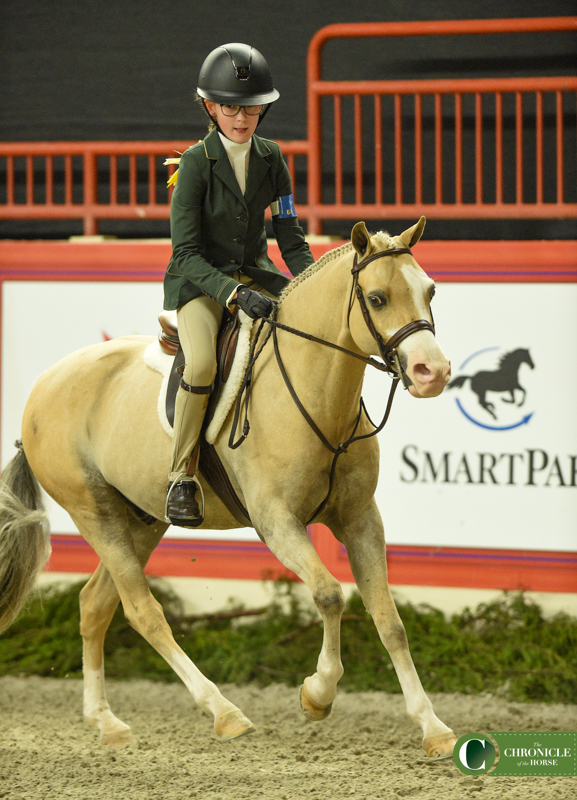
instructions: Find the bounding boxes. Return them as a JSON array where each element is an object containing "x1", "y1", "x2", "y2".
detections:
[{"x1": 453, "y1": 732, "x2": 577, "y2": 777}]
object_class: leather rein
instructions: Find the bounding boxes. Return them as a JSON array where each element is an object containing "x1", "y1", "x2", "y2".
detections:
[{"x1": 228, "y1": 246, "x2": 436, "y2": 522}]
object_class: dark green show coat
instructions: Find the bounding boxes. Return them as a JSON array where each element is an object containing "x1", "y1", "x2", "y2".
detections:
[{"x1": 163, "y1": 128, "x2": 314, "y2": 310}]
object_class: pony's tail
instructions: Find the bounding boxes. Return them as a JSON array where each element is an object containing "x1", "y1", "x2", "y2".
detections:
[
  {"x1": 0, "y1": 441, "x2": 50, "y2": 634},
  {"x1": 448, "y1": 374, "x2": 470, "y2": 389}
]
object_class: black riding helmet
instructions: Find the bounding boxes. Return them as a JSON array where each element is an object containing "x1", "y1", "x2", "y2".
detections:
[{"x1": 197, "y1": 43, "x2": 279, "y2": 126}]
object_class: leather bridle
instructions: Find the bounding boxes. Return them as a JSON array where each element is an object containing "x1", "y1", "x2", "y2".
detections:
[
  {"x1": 229, "y1": 245, "x2": 437, "y2": 522},
  {"x1": 351, "y1": 247, "x2": 435, "y2": 389}
]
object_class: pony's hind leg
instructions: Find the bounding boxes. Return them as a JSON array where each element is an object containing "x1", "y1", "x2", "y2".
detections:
[
  {"x1": 80, "y1": 562, "x2": 134, "y2": 748},
  {"x1": 72, "y1": 502, "x2": 255, "y2": 744}
]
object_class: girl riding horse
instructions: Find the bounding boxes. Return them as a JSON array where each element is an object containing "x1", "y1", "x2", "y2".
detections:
[{"x1": 165, "y1": 43, "x2": 314, "y2": 527}]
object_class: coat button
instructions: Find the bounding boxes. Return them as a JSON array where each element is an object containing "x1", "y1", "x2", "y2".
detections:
[
  {"x1": 238, "y1": 214, "x2": 247, "y2": 222},
  {"x1": 236, "y1": 237, "x2": 245, "y2": 245}
]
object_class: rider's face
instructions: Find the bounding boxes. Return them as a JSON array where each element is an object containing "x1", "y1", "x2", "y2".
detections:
[{"x1": 205, "y1": 102, "x2": 259, "y2": 144}]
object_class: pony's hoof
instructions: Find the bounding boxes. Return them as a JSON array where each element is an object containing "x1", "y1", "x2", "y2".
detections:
[
  {"x1": 422, "y1": 731, "x2": 457, "y2": 759},
  {"x1": 214, "y1": 710, "x2": 256, "y2": 741},
  {"x1": 101, "y1": 728, "x2": 137, "y2": 749},
  {"x1": 299, "y1": 683, "x2": 332, "y2": 721}
]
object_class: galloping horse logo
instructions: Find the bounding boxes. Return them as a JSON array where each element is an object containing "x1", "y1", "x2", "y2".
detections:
[{"x1": 447, "y1": 347, "x2": 535, "y2": 430}]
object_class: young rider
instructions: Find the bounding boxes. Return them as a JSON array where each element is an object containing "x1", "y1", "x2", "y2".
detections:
[{"x1": 164, "y1": 43, "x2": 314, "y2": 528}]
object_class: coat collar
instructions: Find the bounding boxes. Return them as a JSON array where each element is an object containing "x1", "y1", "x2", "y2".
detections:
[{"x1": 202, "y1": 128, "x2": 272, "y2": 205}]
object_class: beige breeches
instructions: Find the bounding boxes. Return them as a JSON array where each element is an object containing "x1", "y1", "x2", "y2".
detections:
[{"x1": 169, "y1": 272, "x2": 273, "y2": 482}]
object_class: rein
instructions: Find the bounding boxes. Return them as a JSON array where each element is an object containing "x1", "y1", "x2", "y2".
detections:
[{"x1": 228, "y1": 245, "x2": 436, "y2": 522}]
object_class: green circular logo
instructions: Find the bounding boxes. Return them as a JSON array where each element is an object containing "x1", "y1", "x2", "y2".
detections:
[{"x1": 453, "y1": 733, "x2": 497, "y2": 775}]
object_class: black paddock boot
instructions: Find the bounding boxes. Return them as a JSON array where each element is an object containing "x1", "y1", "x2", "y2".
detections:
[{"x1": 166, "y1": 478, "x2": 204, "y2": 528}]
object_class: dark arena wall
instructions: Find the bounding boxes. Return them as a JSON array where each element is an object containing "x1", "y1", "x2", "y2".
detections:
[{"x1": 1, "y1": 0, "x2": 576, "y2": 239}]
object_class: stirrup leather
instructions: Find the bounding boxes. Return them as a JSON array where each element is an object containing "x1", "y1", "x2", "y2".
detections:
[{"x1": 177, "y1": 367, "x2": 214, "y2": 395}]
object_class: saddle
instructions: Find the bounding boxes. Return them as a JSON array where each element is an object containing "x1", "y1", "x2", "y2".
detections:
[{"x1": 158, "y1": 309, "x2": 252, "y2": 527}]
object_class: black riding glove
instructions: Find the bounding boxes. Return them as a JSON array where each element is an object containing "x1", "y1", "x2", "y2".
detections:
[{"x1": 232, "y1": 286, "x2": 275, "y2": 319}]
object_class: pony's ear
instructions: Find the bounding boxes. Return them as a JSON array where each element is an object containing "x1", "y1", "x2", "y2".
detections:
[
  {"x1": 351, "y1": 221, "x2": 371, "y2": 257},
  {"x1": 398, "y1": 216, "x2": 426, "y2": 249}
]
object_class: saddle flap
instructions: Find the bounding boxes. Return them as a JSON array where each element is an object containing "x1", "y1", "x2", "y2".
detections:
[{"x1": 158, "y1": 311, "x2": 180, "y2": 355}]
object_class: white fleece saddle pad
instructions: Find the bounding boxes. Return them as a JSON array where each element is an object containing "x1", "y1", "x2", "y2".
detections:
[{"x1": 143, "y1": 310, "x2": 254, "y2": 444}]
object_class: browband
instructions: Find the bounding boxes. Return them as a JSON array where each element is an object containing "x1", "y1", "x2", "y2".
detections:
[{"x1": 351, "y1": 247, "x2": 412, "y2": 274}]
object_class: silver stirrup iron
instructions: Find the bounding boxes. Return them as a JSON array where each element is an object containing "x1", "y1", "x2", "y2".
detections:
[{"x1": 164, "y1": 473, "x2": 205, "y2": 524}]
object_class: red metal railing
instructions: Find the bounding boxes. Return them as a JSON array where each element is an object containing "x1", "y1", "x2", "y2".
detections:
[
  {"x1": 0, "y1": 140, "x2": 309, "y2": 236},
  {"x1": 306, "y1": 17, "x2": 577, "y2": 233},
  {"x1": 0, "y1": 17, "x2": 575, "y2": 235}
]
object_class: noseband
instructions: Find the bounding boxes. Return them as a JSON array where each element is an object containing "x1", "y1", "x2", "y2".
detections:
[{"x1": 351, "y1": 247, "x2": 435, "y2": 389}]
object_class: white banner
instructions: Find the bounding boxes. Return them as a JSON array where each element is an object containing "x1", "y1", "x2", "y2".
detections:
[
  {"x1": 2, "y1": 281, "x2": 576, "y2": 551},
  {"x1": 363, "y1": 283, "x2": 577, "y2": 552}
]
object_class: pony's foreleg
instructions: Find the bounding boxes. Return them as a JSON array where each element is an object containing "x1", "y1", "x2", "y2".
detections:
[
  {"x1": 334, "y1": 501, "x2": 456, "y2": 758},
  {"x1": 80, "y1": 563, "x2": 134, "y2": 748},
  {"x1": 256, "y1": 511, "x2": 345, "y2": 719}
]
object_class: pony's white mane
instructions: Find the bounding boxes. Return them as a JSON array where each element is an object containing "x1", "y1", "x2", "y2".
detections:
[{"x1": 278, "y1": 230, "x2": 397, "y2": 304}]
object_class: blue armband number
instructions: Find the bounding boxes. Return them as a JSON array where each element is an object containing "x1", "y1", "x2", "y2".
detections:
[{"x1": 272, "y1": 194, "x2": 296, "y2": 218}]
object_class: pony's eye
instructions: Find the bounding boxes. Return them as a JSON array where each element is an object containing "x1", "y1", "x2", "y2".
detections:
[
  {"x1": 368, "y1": 294, "x2": 386, "y2": 308},
  {"x1": 429, "y1": 286, "x2": 436, "y2": 300}
]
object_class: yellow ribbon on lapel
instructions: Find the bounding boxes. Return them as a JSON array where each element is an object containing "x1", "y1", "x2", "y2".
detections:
[{"x1": 164, "y1": 157, "x2": 181, "y2": 187}]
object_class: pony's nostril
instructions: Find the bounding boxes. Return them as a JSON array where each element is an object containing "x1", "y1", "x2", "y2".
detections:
[{"x1": 413, "y1": 363, "x2": 431, "y2": 380}]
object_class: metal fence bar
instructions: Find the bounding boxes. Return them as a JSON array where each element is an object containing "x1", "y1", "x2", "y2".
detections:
[
  {"x1": 475, "y1": 92, "x2": 483, "y2": 205},
  {"x1": 536, "y1": 91, "x2": 544, "y2": 204},
  {"x1": 374, "y1": 94, "x2": 383, "y2": 205},
  {"x1": 455, "y1": 93, "x2": 463, "y2": 205},
  {"x1": 6, "y1": 157, "x2": 14, "y2": 204},
  {"x1": 45, "y1": 156, "x2": 53, "y2": 205},
  {"x1": 148, "y1": 154, "x2": 156, "y2": 205},
  {"x1": 110, "y1": 155, "x2": 118, "y2": 204},
  {"x1": 495, "y1": 92, "x2": 503, "y2": 205},
  {"x1": 64, "y1": 156, "x2": 72, "y2": 205},
  {"x1": 434, "y1": 93, "x2": 442, "y2": 205},
  {"x1": 334, "y1": 95, "x2": 343, "y2": 205},
  {"x1": 556, "y1": 90, "x2": 565, "y2": 203},
  {"x1": 415, "y1": 93, "x2": 423, "y2": 205},
  {"x1": 516, "y1": 92, "x2": 523, "y2": 204},
  {"x1": 394, "y1": 93, "x2": 403, "y2": 204},
  {"x1": 26, "y1": 156, "x2": 33, "y2": 205},
  {"x1": 354, "y1": 94, "x2": 363, "y2": 204}
]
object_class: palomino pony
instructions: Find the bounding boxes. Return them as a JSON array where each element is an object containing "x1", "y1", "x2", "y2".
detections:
[{"x1": 0, "y1": 217, "x2": 456, "y2": 758}]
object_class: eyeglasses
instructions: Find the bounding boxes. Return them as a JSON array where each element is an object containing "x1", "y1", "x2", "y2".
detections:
[{"x1": 220, "y1": 104, "x2": 264, "y2": 116}]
